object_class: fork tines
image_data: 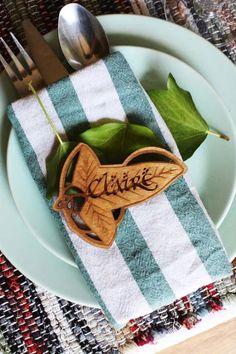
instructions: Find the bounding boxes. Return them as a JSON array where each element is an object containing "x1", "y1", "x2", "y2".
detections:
[{"x1": 0, "y1": 33, "x2": 44, "y2": 97}]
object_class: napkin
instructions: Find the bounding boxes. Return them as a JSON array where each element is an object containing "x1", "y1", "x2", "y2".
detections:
[{"x1": 8, "y1": 52, "x2": 231, "y2": 328}]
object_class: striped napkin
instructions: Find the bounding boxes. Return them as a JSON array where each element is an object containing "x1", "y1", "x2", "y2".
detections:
[{"x1": 8, "y1": 52, "x2": 231, "y2": 328}]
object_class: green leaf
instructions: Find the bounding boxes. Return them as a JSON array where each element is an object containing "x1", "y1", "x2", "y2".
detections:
[
  {"x1": 46, "y1": 123, "x2": 163, "y2": 199},
  {"x1": 78, "y1": 122, "x2": 165, "y2": 164},
  {"x1": 148, "y1": 74, "x2": 229, "y2": 160},
  {"x1": 46, "y1": 141, "x2": 77, "y2": 199}
]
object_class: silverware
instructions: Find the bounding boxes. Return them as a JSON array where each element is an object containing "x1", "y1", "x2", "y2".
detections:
[
  {"x1": 58, "y1": 3, "x2": 109, "y2": 70},
  {"x1": 22, "y1": 19, "x2": 68, "y2": 85},
  {"x1": 0, "y1": 33, "x2": 44, "y2": 97}
]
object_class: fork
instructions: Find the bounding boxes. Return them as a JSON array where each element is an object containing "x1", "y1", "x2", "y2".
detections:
[{"x1": 0, "y1": 33, "x2": 44, "y2": 97}]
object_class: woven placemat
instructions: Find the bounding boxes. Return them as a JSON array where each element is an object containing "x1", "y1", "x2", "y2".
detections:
[
  {"x1": 0, "y1": 0, "x2": 236, "y2": 69},
  {"x1": 0, "y1": 252, "x2": 236, "y2": 354},
  {"x1": 1, "y1": 1, "x2": 236, "y2": 353}
]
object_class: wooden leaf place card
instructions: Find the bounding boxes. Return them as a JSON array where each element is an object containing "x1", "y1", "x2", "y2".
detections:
[{"x1": 53, "y1": 144, "x2": 187, "y2": 248}]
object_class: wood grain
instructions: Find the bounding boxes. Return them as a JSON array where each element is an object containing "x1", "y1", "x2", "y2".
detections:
[
  {"x1": 159, "y1": 318, "x2": 236, "y2": 354},
  {"x1": 54, "y1": 143, "x2": 187, "y2": 248}
]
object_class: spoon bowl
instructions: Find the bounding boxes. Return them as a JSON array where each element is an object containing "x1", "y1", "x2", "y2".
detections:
[{"x1": 58, "y1": 3, "x2": 110, "y2": 70}]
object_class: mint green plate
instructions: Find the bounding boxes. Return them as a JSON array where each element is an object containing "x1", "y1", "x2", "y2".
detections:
[
  {"x1": 7, "y1": 45, "x2": 236, "y2": 268},
  {"x1": 1, "y1": 15, "x2": 236, "y2": 308}
]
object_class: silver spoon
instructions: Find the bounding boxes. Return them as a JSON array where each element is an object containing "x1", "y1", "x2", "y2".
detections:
[{"x1": 58, "y1": 3, "x2": 110, "y2": 70}]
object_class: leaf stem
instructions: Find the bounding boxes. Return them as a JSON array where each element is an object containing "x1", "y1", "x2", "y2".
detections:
[
  {"x1": 28, "y1": 82, "x2": 64, "y2": 145},
  {"x1": 207, "y1": 129, "x2": 230, "y2": 141}
]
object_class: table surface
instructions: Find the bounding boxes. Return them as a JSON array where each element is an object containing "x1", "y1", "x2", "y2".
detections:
[{"x1": 160, "y1": 317, "x2": 236, "y2": 354}]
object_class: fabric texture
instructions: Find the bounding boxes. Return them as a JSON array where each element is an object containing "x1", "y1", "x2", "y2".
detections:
[
  {"x1": 0, "y1": 0, "x2": 236, "y2": 74},
  {"x1": 8, "y1": 51, "x2": 231, "y2": 328},
  {"x1": 0, "y1": 251, "x2": 236, "y2": 354}
]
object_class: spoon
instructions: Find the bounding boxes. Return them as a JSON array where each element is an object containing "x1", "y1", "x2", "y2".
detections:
[{"x1": 58, "y1": 3, "x2": 110, "y2": 70}]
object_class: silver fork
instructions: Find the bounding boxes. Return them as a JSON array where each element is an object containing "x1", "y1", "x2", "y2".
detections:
[{"x1": 0, "y1": 33, "x2": 44, "y2": 97}]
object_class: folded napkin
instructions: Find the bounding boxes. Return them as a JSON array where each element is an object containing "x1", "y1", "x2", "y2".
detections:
[{"x1": 8, "y1": 52, "x2": 231, "y2": 328}]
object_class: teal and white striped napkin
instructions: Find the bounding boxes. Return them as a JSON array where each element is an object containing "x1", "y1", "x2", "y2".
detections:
[{"x1": 8, "y1": 52, "x2": 231, "y2": 328}]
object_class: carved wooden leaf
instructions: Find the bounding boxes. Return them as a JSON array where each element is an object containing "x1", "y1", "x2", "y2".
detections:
[
  {"x1": 72, "y1": 144, "x2": 100, "y2": 192},
  {"x1": 88, "y1": 161, "x2": 184, "y2": 210},
  {"x1": 80, "y1": 200, "x2": 117, "y2": 246},
  {"x1": 54, "y1": 143, "x2": 187, "y2": 248}
]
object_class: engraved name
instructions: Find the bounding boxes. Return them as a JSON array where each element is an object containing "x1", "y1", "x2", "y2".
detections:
[{"x1": 88, "y1": 167, "x2": 158, "y2": 198}]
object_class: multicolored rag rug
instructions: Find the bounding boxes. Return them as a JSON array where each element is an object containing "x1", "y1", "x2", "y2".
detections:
[
  {"x1": 0, "y1": 253, "x2": 236, "y2": 353},
  {"x1": 1, "y1": 1, "x2": 236, "y2": 353}
]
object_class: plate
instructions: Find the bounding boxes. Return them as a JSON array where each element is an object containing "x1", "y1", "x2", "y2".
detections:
[
  {"x1": 1, "y1": 15, "x2": 236, "y2": 307},
  {"x1": 7, "y1": 46, "x2": 236, "y2": 267}
]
